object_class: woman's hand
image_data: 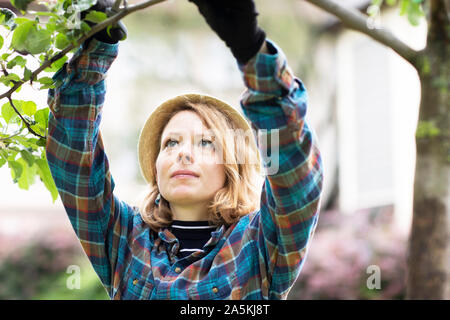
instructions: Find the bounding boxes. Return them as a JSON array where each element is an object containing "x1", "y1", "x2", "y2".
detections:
[
  {"x1": 188, "y1": 0, "x2": 266, "y2": 64},
  {"x1": 82, "y1": 0, "x2": 127, "y2": 45}
]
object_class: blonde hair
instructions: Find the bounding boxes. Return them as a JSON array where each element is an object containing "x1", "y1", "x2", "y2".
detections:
[{"x1": 139, "y1": 101, "x2": 264, "y2": 232}]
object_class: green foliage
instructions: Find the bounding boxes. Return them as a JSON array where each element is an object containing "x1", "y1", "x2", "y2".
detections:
[
  {"x1": 416, "y1": 121, "x2": 441, "y2": 139},
  {"x1": 0, "y1": 239, "x2": 108, "y2": 300},
  {"x1": 0, "y1": 97, "x2": 57, "y2": 201},
  {"x1": 0, "y1": 0, "x2": 125, "y2": 201},
  {"x1": 84, "y1": 10, "x2": 107, "y2": 24},
  {"x1": 11, "y1": 19, "x2": 52, "y2": 55},
  {"x1": 10, "y1": 0, "x2": 34, "y2": 12},
  {"x1": 368, "y1": 0, "x2": 425, "y2": 26}
]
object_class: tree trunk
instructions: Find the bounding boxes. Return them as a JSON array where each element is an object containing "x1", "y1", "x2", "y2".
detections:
[{"x1": 407, "y1": 0, "x2": 450, "y2": 299}]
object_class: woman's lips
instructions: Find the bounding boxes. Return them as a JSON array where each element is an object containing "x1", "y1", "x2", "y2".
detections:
[
  {"x1": 171, "y1": 170, "x2": 199, "y2": 178},
  {"x1": 171, "y1": 174, "x2": 198, "y2": 179}
]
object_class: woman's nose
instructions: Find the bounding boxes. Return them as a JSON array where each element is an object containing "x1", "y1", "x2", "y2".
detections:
[{"x1": 177, "y1": 144, "x2": 194, "y2": 164}]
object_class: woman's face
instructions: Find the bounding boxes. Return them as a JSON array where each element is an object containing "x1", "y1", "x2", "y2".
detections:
[{"x1": 155, "y1": 110, "x2": 226, "y2": 208}]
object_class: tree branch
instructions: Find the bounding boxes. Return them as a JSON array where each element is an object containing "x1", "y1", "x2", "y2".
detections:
[
  {"x1": 0, "y1": 0, "x2": 167, "y2": 101},
  {"x1": 7, "y1": 96, "x2": 45, "y2": 139},
  {"x1": 303, "y1": 0, "x2": 422, "y2": 69},
  {"x1": 428, "y1": 0, "x2": 450, "y2": 43}
]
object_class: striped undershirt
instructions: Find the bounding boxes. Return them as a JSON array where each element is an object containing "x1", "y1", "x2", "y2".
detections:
[{"x1": 169, "y1": 220, "x2": 217, "y2": 258}]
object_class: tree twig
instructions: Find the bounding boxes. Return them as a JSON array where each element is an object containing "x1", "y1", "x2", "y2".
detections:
[
  {"x1": 0, "y1": 129, "x2": 22, "y2": 141},
  {"x1": 0, "y1": 0, "x2": 168, "y2": 101},
  {"x1": 1, "y1": 62, "x2": 9, "y2": 76},
  {"x1": 7, "y1": 96, "x2": 45, "y2": 139},
  {"x1": 303, "y1": 0, "x2": 422, "y2": 69}
]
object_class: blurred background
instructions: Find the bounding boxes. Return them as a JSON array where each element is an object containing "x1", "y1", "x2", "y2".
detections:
[{"x1": 0, "y1": 0, "x2": 426, "y2": 299}]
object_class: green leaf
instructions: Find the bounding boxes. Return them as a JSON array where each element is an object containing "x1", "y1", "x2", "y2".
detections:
[
  {"x1": 0, "y1": 35, "x2": 3, "y2": 50},
  {"x1": 11, "y1": 21, "x2": 52, "y2": 55},
  {"x1": 0, "y1": 148, "x2": 8, "y2": 161},
  {"x1": 84, "y1": 10, "x2": 108, "y2": 24},
  {"x1": 22, "y1": 101, "x2": 37, "y2": 116},
  {"x1": 44, "y1": 55, "x2": 68, "y2": 73},
  {"x1": 36, "y1": 139, "x2": 46, "y2": 147},
  {"x1": 35, "y1": 11, "x2": 60, "y2": 19},
  {"x1": 2, "y1": 53, "x2": 11, "y2": 61},
  {"x1": 23, "y1": 67, "x2": 33, "y2": 81},
  {"x1": 407, "y1": 2, "x2": 424, "y2": 26},
  {"x1": 6, "y1": 55, "x2": 27, "y2": 69},
  {"x1": 45, "y1": 19, "x2": 57, "y2": 33},
  {"x1": 34, "y1": 107, "x2": 49, "y2": 135},
  {"x1": 0, "y1": 156, "x2": 6, "y2": 168},
  {"x1": 55, "y1": 33, "x2": 70, "y2": 50},
  {"x1": 27, "y1": 28, "x2": 53, "y2": 55},
  {"x1": 20, "y1": 149, "x2": 35, "y2": 167},
  {"x1": 8, "y1": 159, "x2": 23, "y2": 183},
  {"x1": 35, "y1": 108, "x2": 49, "y2": 125},
  {"x1": 39, "y1": 84, "x2": 56, "y2": 90},
  {"x1": 14, "y1": 17, "x2": 31, "y2": 24},
  {"x1": 37, "y1": 76, "x2": 54, "y2": 85},
  {"x1": 1, "y1": 101, "x2": 18, "y2": 123},
  {"x1": 30, "y1": 123, "x2": 45, "y2": 136},
  {"x1": 11, "y1": 135, "x2": 39, "y2": 150},
  {"x1": 17, "y1": 157, "x2": 37, "y2": 190},
  {"x1": 37, "y1": 77, "x2": 55, "y2": 90},
  {"x1": 36, "y1": 157, "x2": 58, "y2": 202},
  {"x1": 8, "y1": 149, "x2": 18, "y2": 161},
  {"x1": 400, "y1": 0, "x2": 408, "y2": 15},
  {"x1": 11, "y1": 20, "x2": 34, "y2": 53},
  {"x1": 0, "y1": 73, "x2": 21, "y2": 86},
  {"x1": 80, "y1": 21, "x2": 91, "y2": 35},
  {"x1": 11, "y1": 0, "x2": 34, "y2": 11}
]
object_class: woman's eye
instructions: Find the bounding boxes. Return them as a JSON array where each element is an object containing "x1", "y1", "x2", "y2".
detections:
[
  {"x1": 164, "y1": 139, "x2": 213, "y2": 149},
  {"x1": 165, "y1": 139, "x2": 177, "y2": 148},
  {"x1": 201, "y1": 139, "x2": 214, "y2": 148}
]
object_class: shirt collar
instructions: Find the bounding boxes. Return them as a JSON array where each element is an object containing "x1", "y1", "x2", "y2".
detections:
[{"x1": 158, "y1": 224, "x2": 227, "y2": 262}]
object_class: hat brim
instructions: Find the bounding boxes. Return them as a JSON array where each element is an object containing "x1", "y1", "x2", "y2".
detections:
[{"x1": 138, "y1": 93, "x2": 260, "y2": 184}]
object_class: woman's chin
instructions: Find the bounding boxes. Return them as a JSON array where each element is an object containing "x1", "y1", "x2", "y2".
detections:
[{"x1": 167, "y1": 191, "x2": 200, "y2": 203}]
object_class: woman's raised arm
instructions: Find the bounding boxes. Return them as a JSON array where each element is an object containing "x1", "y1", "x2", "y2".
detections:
[
  {"x1": 188, "y1": 0, "x2": 324, "y2": 299},
  {"x1": 238, "y1": 39, "x2": 324, "y2": 299},
  {"x1": 46, "y1": 38, "x2": 135, "y2": 297}
]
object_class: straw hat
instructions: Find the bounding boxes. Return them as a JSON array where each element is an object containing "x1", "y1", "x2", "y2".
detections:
[{"x1": 137, "y1": 93, "x2": 261, "y2": 184}]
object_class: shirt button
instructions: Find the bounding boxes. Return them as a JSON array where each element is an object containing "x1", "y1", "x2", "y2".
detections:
[
  {"x1": 132, "y1": 279, "x2": 138, "y2": 285},
  {"x1": 175, "y1": 267, "x2": 181, "y2": 273},
  {"x1": 212, "y1": 287, "x2": 219, "y2": 294}
]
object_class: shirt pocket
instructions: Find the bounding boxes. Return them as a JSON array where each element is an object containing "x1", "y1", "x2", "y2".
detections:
[
  {"x1": 188, "y1": 273, "x2": 235, "y2": 300},
  {"x1": 120, "y1": 255, "x2": 154, "y2": 300}
]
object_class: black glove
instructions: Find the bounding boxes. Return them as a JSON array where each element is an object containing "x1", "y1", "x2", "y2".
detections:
[
  {"x1": 188, "y1": 0, "x2": 266, "y2": 64},
  {"x1": 82, "y1": 0, "x2": 127, "y2": 45}
]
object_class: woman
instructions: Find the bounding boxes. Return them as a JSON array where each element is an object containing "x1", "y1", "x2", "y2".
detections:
[{"x1": 46, "y1": 0, "x2": 323, "y2": 300}]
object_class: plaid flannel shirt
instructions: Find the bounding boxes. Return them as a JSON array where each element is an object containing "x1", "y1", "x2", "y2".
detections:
[{"x1": 46, "y1": 38, "x2": 323, "y2": 300}]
